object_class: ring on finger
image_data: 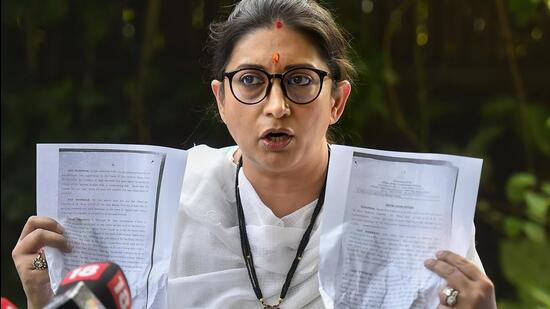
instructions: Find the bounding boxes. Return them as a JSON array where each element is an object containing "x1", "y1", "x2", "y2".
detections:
[
  {"x1": 442, "y1": 286, "x2": 459, "y2": 307},
  {"x1": 31, "y1": 252, "x2": 48, "y2": 270}
]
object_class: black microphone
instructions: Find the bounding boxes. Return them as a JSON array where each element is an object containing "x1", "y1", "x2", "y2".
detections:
[{"x1": 44, "y1": 262, "x2": 132, "y2": 309}]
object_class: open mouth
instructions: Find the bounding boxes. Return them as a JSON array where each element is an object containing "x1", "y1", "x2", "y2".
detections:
[
  {"x1": 261, "y1": 130, "x2": 294, "y2": 151},
  {"x1": 264, "y1": 132, "x2": 291, "y2": 142}
]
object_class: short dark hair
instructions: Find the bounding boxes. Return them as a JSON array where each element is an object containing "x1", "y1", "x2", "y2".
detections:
[{"x1": 207, "y1": 0, "x2": 356, "y2": 84}]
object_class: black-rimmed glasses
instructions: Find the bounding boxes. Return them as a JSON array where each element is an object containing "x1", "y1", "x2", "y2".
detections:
[{"x1": 223, "y1": 67, "x2": 330, "y2": 105}]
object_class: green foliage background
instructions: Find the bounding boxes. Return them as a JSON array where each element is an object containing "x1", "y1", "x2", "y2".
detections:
[{"x1": 1, "y1": 0, "x2": 549, "y2": 307}]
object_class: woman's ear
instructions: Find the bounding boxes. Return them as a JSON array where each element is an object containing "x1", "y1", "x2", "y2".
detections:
[
  {"x1": 330, "y1": 80, "x2": 351, "y2": 124},
  {"x1": 211, "y1": 80, "x2": 226, "y2": 123}
]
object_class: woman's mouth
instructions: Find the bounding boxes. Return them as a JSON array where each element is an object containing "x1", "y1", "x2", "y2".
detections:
[{"x1": 261, "y1": 132, "x2": 293, "y2": 151}]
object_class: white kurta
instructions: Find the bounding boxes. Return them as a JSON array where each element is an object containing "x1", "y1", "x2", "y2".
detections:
[{"x1": 167, "y1": 145, "x2": 483, "y2": 308}]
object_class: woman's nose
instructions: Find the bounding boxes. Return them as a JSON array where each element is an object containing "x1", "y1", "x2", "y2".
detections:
[{"x1": 263, "y1": 80, "x2": 291, "y2": 118}]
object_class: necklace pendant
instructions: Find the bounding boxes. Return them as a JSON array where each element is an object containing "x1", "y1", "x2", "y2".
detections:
[{"x1": 260, "y1": 297, "x2": 283, "y2": 308}]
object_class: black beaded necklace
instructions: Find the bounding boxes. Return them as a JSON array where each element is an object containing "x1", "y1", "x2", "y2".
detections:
[{"x1": 234, "y1": 155, "x2": 328, "y2": 308}]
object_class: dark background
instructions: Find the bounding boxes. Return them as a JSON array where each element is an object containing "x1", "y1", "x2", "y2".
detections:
[{"x1": 2, "y1": 0, "x2": 549, "y2": 307}]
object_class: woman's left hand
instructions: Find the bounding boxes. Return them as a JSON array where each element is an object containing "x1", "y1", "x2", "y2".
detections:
[{"x1": 424, "y1": 250, "x2": 497, "y2": 309}]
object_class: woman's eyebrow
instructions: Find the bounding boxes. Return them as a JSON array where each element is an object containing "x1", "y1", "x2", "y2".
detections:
[
  {"x1": 234, "y1": 63, "x2": 266, "y2": 70},
  {"x1": 284, "y1": 63, "x2": 316, "y2": 70}
]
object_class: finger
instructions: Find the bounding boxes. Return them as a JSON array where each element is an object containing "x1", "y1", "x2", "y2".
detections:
[
  {"x1": 19, "y1": 216, "x2": 64, "y2": 242},
  {"x1": 436, "y1": 250, "x2": 484, "y2": 281},
  {"x1": 17, "y1": 255, "x2": 53, "y2": 302},
  {"x1": 424, "y1": 258, "x2": 470, "y2": 290},
  {"x1": 14, "y1": 228, "x2": 71, "y2": 255}
]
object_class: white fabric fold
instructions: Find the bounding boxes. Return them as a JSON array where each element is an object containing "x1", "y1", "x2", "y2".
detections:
[{"x1": 168, "y1": 145, "x2": 324, "y2": 308}]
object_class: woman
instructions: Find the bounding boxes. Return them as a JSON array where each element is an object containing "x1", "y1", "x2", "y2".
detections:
[{"x1": 12, "y1": 0, "x2": 496, "y2": 308}]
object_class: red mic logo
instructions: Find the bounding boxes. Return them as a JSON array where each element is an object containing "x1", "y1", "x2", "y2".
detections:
[
  {"x1": 61, "y1": 262, "x2": 110, "y2": 285},
  {"x1": 107, "y1": 270, "x2": 132, "y2": 309},
  {"x1": 1, "y1": 297, "x2": 18, "y2": 309}
]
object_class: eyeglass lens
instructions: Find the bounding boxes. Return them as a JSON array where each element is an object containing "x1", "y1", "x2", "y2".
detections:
[{"x1": 231, "y1": 68, "x2": 322, "y2": 104}]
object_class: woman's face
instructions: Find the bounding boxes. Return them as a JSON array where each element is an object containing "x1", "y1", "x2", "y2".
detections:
[{"x1": 211, "y1": 26, "x2": 351, "y2": 174}]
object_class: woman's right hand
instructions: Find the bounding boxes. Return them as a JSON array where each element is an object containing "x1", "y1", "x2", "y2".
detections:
[{"x1": 12, "y1": 216, "x2": 72, "y2": 309}]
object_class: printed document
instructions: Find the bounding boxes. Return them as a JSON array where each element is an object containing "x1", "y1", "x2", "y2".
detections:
[
  {"x1": 319, "y1": 145, "x2": 482, "y2": 308},
  {"x1": 37, "y1": 144, "x2": 187, "y2": 309}
]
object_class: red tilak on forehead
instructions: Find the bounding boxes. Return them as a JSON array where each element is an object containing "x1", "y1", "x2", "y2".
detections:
[
  {"x1": 275, "y1": 20, "x2": 283, "y2": 29},
  {"x1": 272, "y1": 52, "x2": 280, "y2": 64}
]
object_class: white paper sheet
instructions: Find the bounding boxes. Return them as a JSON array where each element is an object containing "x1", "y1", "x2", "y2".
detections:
[
  {"x1": 319, "y1": 145, "x2": 482, "y2": 308},
  {"x1": 37, "y1": 144, "x2": 187, "y2": 309}
]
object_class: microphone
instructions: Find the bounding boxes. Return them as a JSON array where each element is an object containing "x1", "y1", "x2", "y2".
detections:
[
  {"x1": 1, "y1": 297, "x2": 18, "y2": 309},
  {"x1": 44, "y1": 262, "x2": 132, "y2": 309}
]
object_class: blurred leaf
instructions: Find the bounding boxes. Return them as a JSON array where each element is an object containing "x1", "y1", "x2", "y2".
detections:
[
  {"x1": 526, "y1": 103, "x2": 550, "y2": 155},
  {"x1": 506, "y1": 173, "x2": 537, "y2": 204},
  {"x1": 465, "y1": 126, "x2": 502, "y2": 157},
  {"x1": 501, "y1": 240, "x2": 550, "y2": 306},
  {"x1": 81, "y1": 2, "x2": 110, "y2": 46},
  {"x1": 192, "y1": 0, "x2": 205, "y2": 29},
  {"x1": 522, "y1": 222, "x2": 546, "y2": 242},
  {"x1": 497, "y1": 300, "x2": 543, "y2": 309},
  {"x1": 37, "y1": 0, "x2": 68, "y2": 26},
  {"x1": 504, "y1": 216, "x2": 523, "y2": 237},
  {"x1": 507, "y1": 0, "x2": 540, "y2": 26},
  {"x1": 542, "y1": 182, "x2": 550, "y2": 196},
  {"x1": 481, "y1": 96, "x2": 516, "y2": 120},
  {"x1": 477, "y1": 199, "x2": 491, "y2": 212},
  {"x1": 122, "y1": 8, "x2": 135, "y2": 22},
  {"x1": 525, "y1": 191, "x2": 549, "y2": 224},
  {"x1": 529, "y1": 285, "x2": 550, "y2": 307},
  {"x1": 382, "y1": 68, "x2": 399, "y2": 85}
]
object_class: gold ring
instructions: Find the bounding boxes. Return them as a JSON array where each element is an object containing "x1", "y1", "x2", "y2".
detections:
[{"x1": 32, "y1": 253, "x2": 48, "y2": 270}]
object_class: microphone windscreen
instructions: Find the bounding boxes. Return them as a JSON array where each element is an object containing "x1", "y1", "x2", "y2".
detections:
[{"x1": 56, "y1": 262, "x2": 132, "y2": 309}]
